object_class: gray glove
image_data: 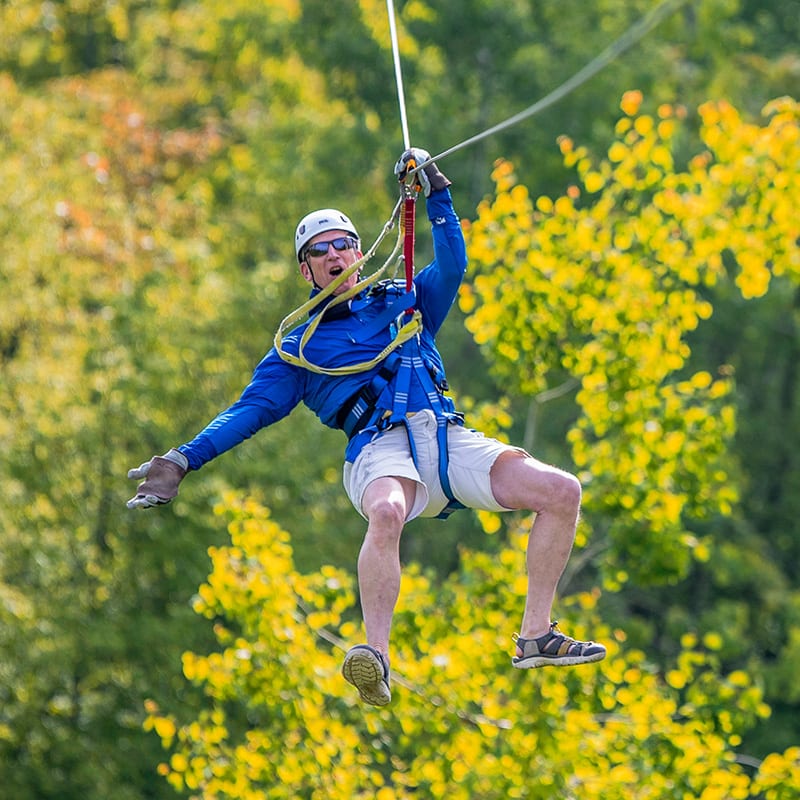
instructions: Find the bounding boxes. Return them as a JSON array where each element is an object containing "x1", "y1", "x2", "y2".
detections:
[
  {"x1": 394, "y1": 147, "x2": 451, "y2": 197},
  {"x1": 126, "y1": 448, "x2": 189, "y2": 509}
]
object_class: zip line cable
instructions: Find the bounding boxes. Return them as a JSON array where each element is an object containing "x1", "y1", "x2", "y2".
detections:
[
  {"x1": 386, "y1": 0, "x2": 419, "y2": 303},
  {"x1": 387, "y1": 0, "x2": 411, "y2": 150},
  {"x1": 275, "y1": 0, "x2": 692, "y2": 372},
  {"x1": 419, "y1": 0, "x2": 693, "y2": 171}
]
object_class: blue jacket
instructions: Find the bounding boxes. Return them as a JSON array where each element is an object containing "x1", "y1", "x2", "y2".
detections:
[{"x1": 179, "y1": 189, "x2": 467, "y2": 471}]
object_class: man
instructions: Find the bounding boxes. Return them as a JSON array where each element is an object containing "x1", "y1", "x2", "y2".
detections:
[{"x1": 127, "y1": 148, "x2": 606, "y2": 707}]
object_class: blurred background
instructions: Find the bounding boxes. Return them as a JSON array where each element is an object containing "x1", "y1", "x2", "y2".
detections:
[{"x1": 1, "y1": 0, "x2": 798, "y2": 797}]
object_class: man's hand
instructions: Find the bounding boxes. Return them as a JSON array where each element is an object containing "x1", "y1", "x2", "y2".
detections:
[
  {"x1": 127, "y1": 448, "x2": 189, "y2": 509},
  {"x1": 394, "y1": 147, "x2": 451, "y2": 197}
]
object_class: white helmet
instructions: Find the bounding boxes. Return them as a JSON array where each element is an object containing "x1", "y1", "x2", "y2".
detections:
[{"x1": 294, "y1": 208, "x2": 359, "y2": 262}]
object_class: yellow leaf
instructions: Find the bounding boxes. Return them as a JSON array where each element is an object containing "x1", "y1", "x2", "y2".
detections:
[
  {"x1": 154, "y1": 717, "x2": 176, "y2": 740},
  {"x1": 620, "y1": 89, "x2": 643, "y2": 116}
]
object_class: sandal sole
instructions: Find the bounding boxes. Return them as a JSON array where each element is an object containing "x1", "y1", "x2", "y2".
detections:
[
  {"x1": 342, "y1": 648, "x2": 391, "y2": 706},
  {"x1": 512, "y1": 650, "x2": 606, "y2": 669}
]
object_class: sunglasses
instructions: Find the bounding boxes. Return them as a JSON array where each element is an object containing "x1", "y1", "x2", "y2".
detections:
[{"x1": 303, "y1": 236, "x2": 359, "y2": 260}]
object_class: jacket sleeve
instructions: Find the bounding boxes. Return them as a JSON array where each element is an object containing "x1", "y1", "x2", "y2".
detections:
[
  {"x1": 178, "y1": 348, "x2": 305, "y2": 471},
  {"x1": 413, "y1": 187, "x2": 468, "y2": 335}
]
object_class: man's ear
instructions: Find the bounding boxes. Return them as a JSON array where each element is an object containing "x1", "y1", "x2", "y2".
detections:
[{"x1": 299, "y1": 260, "x2": 313, "y2": 283}]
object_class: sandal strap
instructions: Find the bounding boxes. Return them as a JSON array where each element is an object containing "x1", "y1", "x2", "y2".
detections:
[
  {"x1": 513, "y1": 621, "x2": 596, "y2": 657},
  {"x1": 536, "y1": 621, "x2": 593, "y2": 656}
]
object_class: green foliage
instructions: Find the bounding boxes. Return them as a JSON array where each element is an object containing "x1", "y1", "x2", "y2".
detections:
[
  {"x1": 1, "y1": 0, "x2": 799, "y2": 796},
  {"x1": 148, "y1": 493, "x2": 800, "y2": 799},
  {"x1": 464, "y1": 94, "x2": 799, "y2": 586},
  {"x1": 0, "y1": 69, "x2": 229, "y2": 799},
  {"x1": 462, "y1": 92, "x2": 800, "y2": 763}
]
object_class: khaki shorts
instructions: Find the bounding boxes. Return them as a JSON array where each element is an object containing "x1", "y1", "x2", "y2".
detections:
[{"x1": 343, "y1": 409, "x2": 529, "y2": 520}]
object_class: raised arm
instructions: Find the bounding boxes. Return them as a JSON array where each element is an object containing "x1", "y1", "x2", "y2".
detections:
[{"x1": 394, "y1": 147, "x2": 467, "y2": 334}]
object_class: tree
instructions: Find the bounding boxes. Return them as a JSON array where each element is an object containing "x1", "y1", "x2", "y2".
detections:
[
  {"x1": 142, "y1": 94, "x2": 800, "y2": 799},
  {"x1": 3, "y1": 0, "x2": 800, "y2": 794},
  {"x1": 0, "y1": 66, "x2": 245, "y2": 798},
  {"x1": 146, "y1": 492, "x2": 799, "y2": 799},
  {"x1": 462, "y1": 92, "x2": 800, "y2": 753}
]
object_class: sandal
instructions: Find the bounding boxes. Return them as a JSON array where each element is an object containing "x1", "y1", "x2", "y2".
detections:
[
  {"x1": 512, "y1": 621, "x2": 606, "y2": 669},
  {"x1": 342, "y1": 645, "x2": 391, "y2": 706}
]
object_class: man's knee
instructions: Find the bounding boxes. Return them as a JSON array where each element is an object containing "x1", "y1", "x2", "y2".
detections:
[
  {"x1": 364, "y1": 493, "x2": 407, "y2": 536},
  {"x1": 550, "y1": 470, "x2": 582, "y2": 513},
  {"x1": 520, "y1": 467, "x2": 581, "y2": 516}
]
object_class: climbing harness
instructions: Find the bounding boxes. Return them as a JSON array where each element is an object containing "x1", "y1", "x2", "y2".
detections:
[{"x1": 326, "y1": 275, "x2": 465, "y2": 519}]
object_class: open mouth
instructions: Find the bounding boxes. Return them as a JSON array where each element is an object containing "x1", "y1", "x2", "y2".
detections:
[{"x1": 330, "y1": 266, "x2": 344, "y2": 276}]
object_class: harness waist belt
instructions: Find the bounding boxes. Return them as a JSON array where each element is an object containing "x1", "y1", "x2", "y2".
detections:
[{"x1": 336, "y1": 352, "x2": 402, "y2": 438}]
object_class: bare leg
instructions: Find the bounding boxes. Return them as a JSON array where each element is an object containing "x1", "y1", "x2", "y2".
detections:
[
  {"x1": 357, "y1": 475, "x2": 418, "y2": 657},
  {"x1": 490, "y1": 452, "x2": 582, "y2": 647}
]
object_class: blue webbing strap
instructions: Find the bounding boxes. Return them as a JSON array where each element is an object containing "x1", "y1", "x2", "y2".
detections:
[
  {"x1": 337, "y1": 351, "x2": 402, "y2": 438},
  {"x1": 435, "y1": 417, "x2": 465, "y2": 519},
  {"x1": 351, "y1": 289, "x2": 416, "y2": 344},
  {"x1": 386, "y1": 350, "x2": 465, "y2": 520},
  {"x1": 340, "y1": 342, "x2": 465, "y2": 519}
]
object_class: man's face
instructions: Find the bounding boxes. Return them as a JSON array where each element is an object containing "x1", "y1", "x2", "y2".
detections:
[{"x1": 299, "y1": 229, "x2": 362, "y2": 295}]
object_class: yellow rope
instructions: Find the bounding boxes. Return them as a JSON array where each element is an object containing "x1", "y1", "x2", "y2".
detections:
[{"x1": 274, "y1": 196, "x2": 423, "y2": 376}]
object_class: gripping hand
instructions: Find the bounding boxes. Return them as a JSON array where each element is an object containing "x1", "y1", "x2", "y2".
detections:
[
  {"x1": 394, "y1": 147, "x2": 451, "y2": 197},
  {"x1": 126, "y1": 448, "x2": 189, "y2": 509}
]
